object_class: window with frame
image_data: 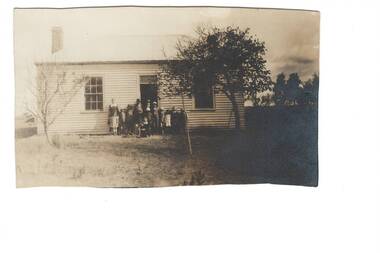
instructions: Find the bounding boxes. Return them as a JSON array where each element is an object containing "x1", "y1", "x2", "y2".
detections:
[
  {"x1": 84, "y1": 77, "x2": 103, "y2": 110},
  {"x1": 194, "y1": 85, "x2": 214, "y2": 109}
]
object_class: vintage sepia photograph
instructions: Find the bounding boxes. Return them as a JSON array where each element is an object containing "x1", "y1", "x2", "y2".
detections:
[{"x1": 14, "y1": 6, "x2": 319, "y2": 187}]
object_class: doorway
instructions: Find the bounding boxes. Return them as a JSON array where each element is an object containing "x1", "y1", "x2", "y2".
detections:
[{"x1": 139, "y1": 75, "x2": 158, "y2": 110}]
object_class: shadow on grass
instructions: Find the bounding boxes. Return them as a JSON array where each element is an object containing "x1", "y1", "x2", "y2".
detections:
[
  {"x1": 15, "y1": 127, "x2": 37, "y2": 139},
  {"x1": 213, "y1": 105, "x2": 318, "y2": 186},
  {"x1": 15, "y1": 105, "x2": 318, "y2": 187}
]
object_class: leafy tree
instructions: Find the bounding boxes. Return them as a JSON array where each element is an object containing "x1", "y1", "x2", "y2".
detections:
[
  {"x1": 285, "y1": 73, "x2": 302, "y2": 105},
  {"x1": 159, "y1": 26, "x2": 271, "y2": 129},
  {"x1": 273, "y1": 73, "x2": 286, "y2": 105},
  {"x1": 310, "y1": 73, "x2": 319, "y2": 105},
  {"x1": 299, "y1": 73, "x2": 319, "y2": 105},
  {"x1": 260, "y1": 93, "x2": 274, "y2": 106}
]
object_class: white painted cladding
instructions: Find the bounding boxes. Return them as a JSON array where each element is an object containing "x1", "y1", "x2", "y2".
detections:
[
  {"x1": 160, "y1": 93, "x2": 245, "y2": 129},
  {"x1": 36, "y1": 62, "x2": 245, "y2": 134}
]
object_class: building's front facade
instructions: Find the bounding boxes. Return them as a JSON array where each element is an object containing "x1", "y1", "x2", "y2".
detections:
[{"x1": 36, "y1": 60, "x2": 246, "y2": 135}]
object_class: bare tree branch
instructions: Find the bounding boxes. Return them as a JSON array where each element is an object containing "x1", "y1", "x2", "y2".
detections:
[{"x1": 26, "y1": 62, "x2": 88, "y2": 144}]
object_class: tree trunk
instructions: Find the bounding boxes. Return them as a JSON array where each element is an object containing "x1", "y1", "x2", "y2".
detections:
[
  {"x1": 43, "y1": 121, "x2": 52, "y2": 146},
  {"x1": 230, "y1": 93, "x2": 241, "y2": 130}
]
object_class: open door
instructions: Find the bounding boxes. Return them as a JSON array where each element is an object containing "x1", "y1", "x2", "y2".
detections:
[{"x1": 140, "y1": 75, "x2": 158, "y2": 109}]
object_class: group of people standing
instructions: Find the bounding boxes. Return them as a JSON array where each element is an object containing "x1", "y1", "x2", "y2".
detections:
[{"x1": 108, "y1": 98, "x2": 186, "y2": 137}]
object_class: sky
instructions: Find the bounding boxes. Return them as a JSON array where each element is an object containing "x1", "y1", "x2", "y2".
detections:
[{"x1": 14, "y1": 7, "x2": 319, "y2": 115}]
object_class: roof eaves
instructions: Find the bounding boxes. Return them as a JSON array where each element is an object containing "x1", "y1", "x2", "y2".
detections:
[{"x1": 35, "y1": 59, "x2": 179, "y2": 66}]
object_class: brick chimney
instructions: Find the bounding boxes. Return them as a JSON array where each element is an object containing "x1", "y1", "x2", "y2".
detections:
[{"x1": 51, "y1": 26, "x2": 63, "y2": 54}]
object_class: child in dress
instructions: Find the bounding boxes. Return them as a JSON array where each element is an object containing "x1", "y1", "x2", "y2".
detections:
[
  {"x1": 142, "y1": 115, "x2": 151, "y2": 137},
  {"x1": 108, "y1": 98, "x2": 119, "y2": 135},
  {"x1": 145, "y1": 99, "x2": 152, "y2": 134},
  {"x1": 164, "y1": 109, "x2": 172, "y2": 134}
]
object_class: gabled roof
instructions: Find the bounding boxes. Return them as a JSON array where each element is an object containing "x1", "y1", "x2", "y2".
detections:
[{"x1": 37, "y1": 34, "x2": 186, "y2": 64}]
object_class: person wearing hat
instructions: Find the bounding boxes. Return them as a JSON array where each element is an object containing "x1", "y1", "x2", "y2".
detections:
[{"x1": 133, "y1": 98, "x2": 143, "y2": 125}]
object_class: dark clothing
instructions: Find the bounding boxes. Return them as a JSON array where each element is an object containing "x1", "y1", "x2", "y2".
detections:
[
  {"x1": 133, "y1": 102, "x2": 143, "y2": 125},
  {"x1": 119, "y1": 110, "x2": 127, "y2": 135},
  {"x1": 152, "y1": 106, "x2": 159, "y2": 131},
  {"x1": 124, "y1": 105, "x2": 135, "y2": 135}
]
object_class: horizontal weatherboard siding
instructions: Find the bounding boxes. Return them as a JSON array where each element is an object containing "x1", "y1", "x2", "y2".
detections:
[
  {"x1": 160, "y1": 93, "x2": 245, "y2": 129},
  {"x1": 36, "y1": 62, "x2": 245, "y2": 134}
]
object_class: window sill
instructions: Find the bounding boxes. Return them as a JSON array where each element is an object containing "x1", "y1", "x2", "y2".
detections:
[{"x1": 189, "y1": 108, "x2": 216, "y2": 112}]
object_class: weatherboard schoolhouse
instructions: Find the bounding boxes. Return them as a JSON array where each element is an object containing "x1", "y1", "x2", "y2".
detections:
[{"x1": 35, "y1": 28, "x2": 245, "y2": 135}]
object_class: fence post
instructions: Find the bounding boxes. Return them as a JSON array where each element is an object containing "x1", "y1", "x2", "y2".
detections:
[{"x1": 181, "y1": 92, "x2": 193, "y2": 155}]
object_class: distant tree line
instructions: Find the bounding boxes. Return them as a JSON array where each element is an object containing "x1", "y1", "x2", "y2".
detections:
[{"x1": 252, "y1": 72, "x2": 319, "y2": 106}]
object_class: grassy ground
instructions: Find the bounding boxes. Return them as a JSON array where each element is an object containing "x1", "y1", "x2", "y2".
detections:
[
  {"x1": 16, "y1": 106, "x2": 318, "y2": 187},
  {"x1": 16, "y1": 134, "x2": 241, "y2": 187},
  {"x1": 244, "y1": 105, "x2": 318, "y2": 186}
]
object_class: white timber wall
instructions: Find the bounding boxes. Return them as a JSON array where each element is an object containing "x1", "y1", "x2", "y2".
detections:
[
  {"x1": 37, "y1": 63, "x2": 245, "y2": 135},
  {"x1": 160, "y1": 93, "x2": 245, "y2": 129}
]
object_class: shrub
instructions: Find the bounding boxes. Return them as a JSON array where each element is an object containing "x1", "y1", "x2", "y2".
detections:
[{"x1": 51, "y1": 134, "x2": 61, "y2": 148}]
